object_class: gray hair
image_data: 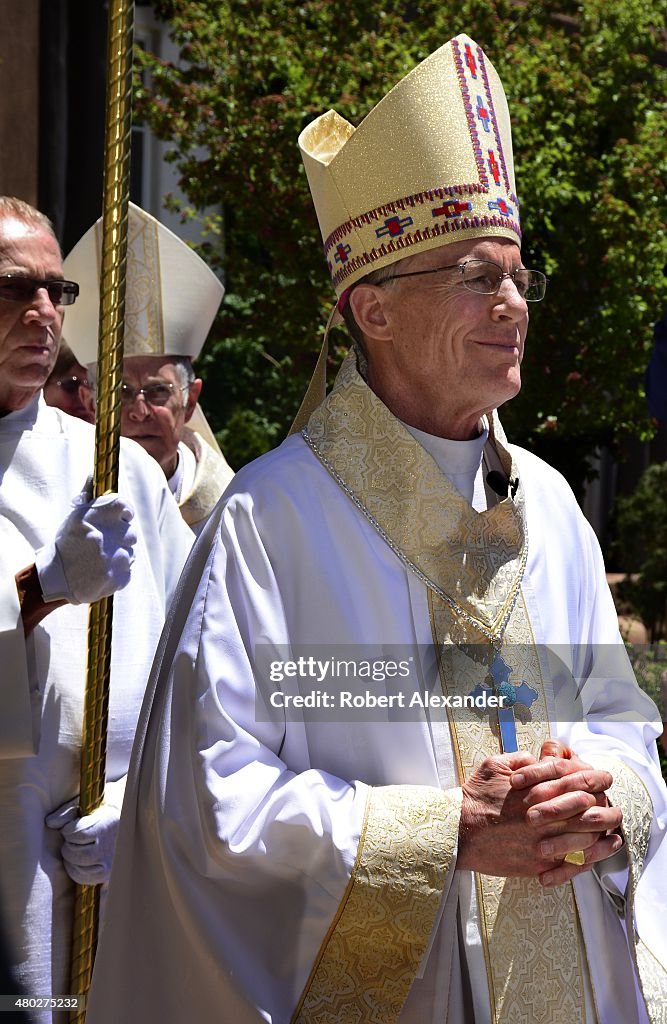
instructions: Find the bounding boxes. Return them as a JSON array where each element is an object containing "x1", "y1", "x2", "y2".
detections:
[{"x1": 171, "y1": 357, "x2": 196, "y2": 407}]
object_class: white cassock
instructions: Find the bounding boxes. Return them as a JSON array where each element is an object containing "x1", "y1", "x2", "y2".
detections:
[
  {"x1": 87, "y1": 356, "x2": 667, "y2": 1024},
  {"x1": 169, "y1": 425, "x2": 235, "y2": 534},
  {"x1": 0, "y1": 395, "x2": 193, "y2": 1021}
]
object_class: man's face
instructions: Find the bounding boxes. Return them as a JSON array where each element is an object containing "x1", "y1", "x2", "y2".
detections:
[
  {"x1": 120, "y1": 355, "x2": 201, "y2": 478},
  {"x1": 43, "y1": 359, "x2": 95, "y2": 423},
  {"x1": 0, "y1": 217, "x2": 65, "y2": 412},
  {"x1": 355, "y1": 236, "x2": 530, "y2": 440}
]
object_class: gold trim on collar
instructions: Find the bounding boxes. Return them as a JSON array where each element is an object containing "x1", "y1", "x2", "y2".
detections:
[{"x1": 304, "y1": 350, "x2": 526, "y2": 639}]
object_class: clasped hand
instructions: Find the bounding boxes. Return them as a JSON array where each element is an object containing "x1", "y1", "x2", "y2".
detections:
[{"x1": 457, "y1": 741, "x2": 623, "y2": 888}]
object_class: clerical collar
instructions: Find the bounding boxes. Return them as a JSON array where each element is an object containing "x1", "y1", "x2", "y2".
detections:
[
  {"x1": 403, "y1": 419, "x2": 488, "y2": 473},
  {"x1": 169, "y1": 440, "x2": 197, "y2": 502},
  {"x1": 168, "y1": 449, "x2": 184, "y2": 499},
  {"x1": 401, "y1": 418, "x2": 489, "y2": 508}
]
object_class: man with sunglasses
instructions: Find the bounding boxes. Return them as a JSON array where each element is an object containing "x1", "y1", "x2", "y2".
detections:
[
  {"x1": 63, "y1": 203, "x2": 234, "y2": 535},
  {"x1": 89, "y1": 36, "x2": 666, "y2": 1024},
  {"x1": 0, "y1": 196, "x2": 192, "y2": 1019},
  {"x1": 43, "y1": 339, "x2": 94, "y2": 423}
]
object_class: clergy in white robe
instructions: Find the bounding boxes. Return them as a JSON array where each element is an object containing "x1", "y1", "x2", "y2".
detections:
[
  {"x1": 0, "y1": 396, "x2": 192, "y2": 1017},
  {"x1": 0, "y1": 195, "x2": 193, "y2": 1021},
  {"x1": 86, "y1": 356, "x2": 667, "y2": 1024},
  {"x1": 88, "y1": 34, "x2": 667, "y2": 1024},
  {"x1": 63, "y1": 203, "x2": 235, "y2": 536}
]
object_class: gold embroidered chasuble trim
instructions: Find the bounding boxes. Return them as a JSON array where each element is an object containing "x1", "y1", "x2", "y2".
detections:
[
  {"x1": 299, "y1": 351, "x2": 586, "y2": 1023},
  {"x1": 291, "y1": 785, "x2": 462, "y2": 1024},
  {"x1": 588, "y1": 756, "x2": 667, "y2": 1023},
  {"x1": 637, "y1": 944, "x2": 667, "y2": 1024},
  {"x1": 429, "y1": 591, "x2": 586, "y2": 1024},
  {"x1": 304, "y1": 352, "x2": 525, "y2": 638},
  {"x1": 178, "y1": 428, "x2": 231, "y2": 529}
]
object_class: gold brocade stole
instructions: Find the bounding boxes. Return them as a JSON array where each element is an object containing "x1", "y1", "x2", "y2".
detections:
[
  {"x1": 304, "y1": 351, "x2": 587, "y2": 1024},
  {"x1": 429, "y1": 596, "x2": 586, "y2": 1024}
]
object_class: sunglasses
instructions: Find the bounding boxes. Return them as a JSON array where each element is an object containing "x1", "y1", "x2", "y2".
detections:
[
  {"x1": 55, "y1": 375, "x2": 90, "y2": 394},
  {"x1": 0, "y1": 275, "x2": 79, "y2": 306}
]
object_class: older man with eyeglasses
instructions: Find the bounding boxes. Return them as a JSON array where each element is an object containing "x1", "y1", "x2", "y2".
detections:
[
  {"x1": 64, "y1": 203, "x2": 234, "y2": 535},
  {"x1": 88, "y1": 35, "x2": 667, "y2": 1024},
  {"x1": 0, "y1": 195, "x2": 193, "y2": 1022}
]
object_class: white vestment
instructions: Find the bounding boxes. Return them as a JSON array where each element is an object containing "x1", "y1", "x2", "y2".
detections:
[
  {"x1": 88, "y1": 366, "x2": 667, "y2": 1024},
  {"x1": 170, "y1": 426, "x2": 234, "y2": 534},
  {"x1": 0, "y1": 396, "x2": 193, "y2": 1020},
  {"x1": 0, "y1": 518, "x2": 33, "y2": 759}
]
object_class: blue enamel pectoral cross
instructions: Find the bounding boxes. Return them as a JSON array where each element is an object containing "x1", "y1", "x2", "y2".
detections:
[{"x1": 470, "y1": 652, "x2": 538, "y2": 752}]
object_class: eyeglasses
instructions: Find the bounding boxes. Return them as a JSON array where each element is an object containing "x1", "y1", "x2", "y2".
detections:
[
  {"x1": 120, "y1": 381, "x2": 190, "y2": 408},
  {"x1": 379, "y1": 259, "x2": 547, "y2": 301},
  {"x1": 55, "y1": 375, "x2": 90, "y2": 395},
  {"x1": 0, "y1": 275, "x2": 80, "y2": 306}
]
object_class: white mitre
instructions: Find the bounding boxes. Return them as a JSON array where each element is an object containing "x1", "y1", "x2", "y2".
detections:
[{"x1": 63, "y1": 202, "x2": 224, "y2": 452}]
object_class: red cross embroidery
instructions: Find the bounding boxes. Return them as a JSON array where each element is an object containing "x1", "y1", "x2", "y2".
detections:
[
  {"x1": 432, "y1": 200, "x2": 472, "y2": 219},
  {"x1": 476, "y1": 95, "x2": 491, "y2": 132},
  {"x1": 465, "y1": 44, "x2": 477, "y2": 78},
  {"x1": 488, "y1": 197, "x2": 514, "y2": 216},
  {"x1": 376, "y1": 215, "x2": 413, "y2": 239},
  {"x1": 488, "y1": 150, "x2": 501, "y2": 186}
]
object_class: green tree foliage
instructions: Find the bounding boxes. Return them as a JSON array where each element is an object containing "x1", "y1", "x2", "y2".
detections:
[
  {"x1": 136, "y1": 0, "x2": 666, "y2": 479},
  {"x1": 614, "y1": 462, "x2": 667, "y2": 641}
]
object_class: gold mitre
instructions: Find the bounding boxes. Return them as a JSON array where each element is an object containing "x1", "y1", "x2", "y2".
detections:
[
  {"x1": 299, "y1": 34, "x2": 520, "y2": 297},
  {"x1": 62, "y1": 202, "x2": 224, "y2": 365}
]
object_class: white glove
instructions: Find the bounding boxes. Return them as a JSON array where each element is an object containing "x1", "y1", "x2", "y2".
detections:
[
  {"x1": 35, "y1": 491, "x2": 137, "y2": 605},
  {"x1": 45, "y1": 780, "x2": 125, "y2": 886}
]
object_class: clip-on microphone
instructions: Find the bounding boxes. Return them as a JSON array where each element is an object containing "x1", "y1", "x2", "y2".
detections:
[{"x1": 486, "y1": 470, "x2": 519, "y2": 499}]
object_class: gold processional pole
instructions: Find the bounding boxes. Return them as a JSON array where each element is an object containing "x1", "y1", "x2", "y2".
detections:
[{"x1": 68, "y1": 1, "x2": 134, "y2": 1019}]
